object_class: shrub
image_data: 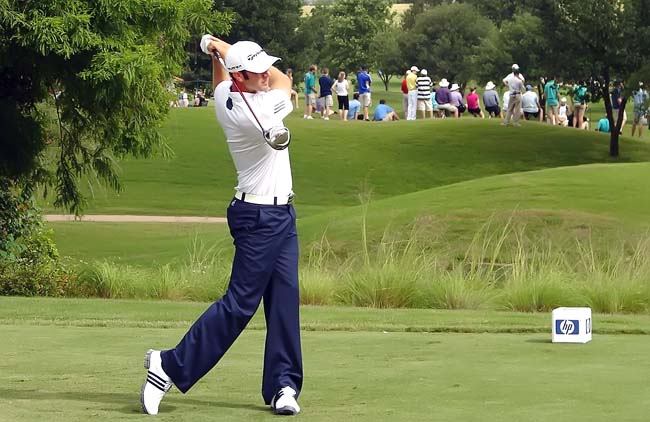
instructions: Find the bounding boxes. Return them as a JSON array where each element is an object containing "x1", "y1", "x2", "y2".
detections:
[{"x1": 0, "y1": 229, "x2": 74, "y2": 297}]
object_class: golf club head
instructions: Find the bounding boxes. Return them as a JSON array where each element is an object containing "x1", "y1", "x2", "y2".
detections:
[{"x1": 264, "y1": 126, "x2": 291, "y2": 150}]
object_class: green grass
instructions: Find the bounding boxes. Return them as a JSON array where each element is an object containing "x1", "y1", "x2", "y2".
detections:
[
  {"x1": 49, "y1": 162, "x2": 650, "y2": 267},
  {"x1": 1, "y1": 298, "x2": 649, "y2": 421},
  {"x1": 41, "y1": 110, "x2": 650, "y2": 217},
  {"x1": 296, "y1": 162, "x2": 650, "y2": 250},
  {"x1": 51, "y1": 222, "x2": 231, "y2": 266}
]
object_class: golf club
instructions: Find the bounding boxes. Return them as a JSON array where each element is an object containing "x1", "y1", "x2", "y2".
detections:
[{"x1": 212, "y1": 49, "x2": 291, "y2": 150}]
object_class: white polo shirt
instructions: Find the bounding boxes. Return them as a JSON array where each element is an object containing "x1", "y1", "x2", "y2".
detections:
[
  {"x1": 214, "y1": 81, "x2": 293, "y2": 198},
  {"x1": 503, "y1": 72, "x2": 525, "y2": 94}
]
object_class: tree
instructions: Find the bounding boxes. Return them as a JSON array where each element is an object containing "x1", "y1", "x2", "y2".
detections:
[
  {"x1": 370, "y1": 24, "x2": 403, "y2": 91},
  {"x1": 498, "y1": 13, "x2": 548, "y2": 81},
  {"x1": 323, "y1": 0, "x2": 394, "y2": 73},
  {"x1": 0, "y1": 0, "x2": 232, "y2": 222},
  {"x1": 463, "y1": 0, "x2": 543, "y2": 26},
  {"x1": 213, "y1": 0, "x2": 302, "y2": 70},
  {"x1": 181, "y1": 0, "x2": 237, "y2": 90},
  {"x1": 399, "y1": 3, "x2": 496, "y2": 87},
  {"x1": 400, "y1": 0, "x2": 449, "y2": 30},
  {"x1": 290, "y1": 5, "x2": 332, "y2": 74},
  {"x1": 549, "y1": 0, "x2": 650, "y2": 156}
]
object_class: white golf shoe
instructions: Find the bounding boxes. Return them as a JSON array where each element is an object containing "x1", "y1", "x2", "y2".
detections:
[
  {"x1": 141, "y1": 349, "x2": 172, "y2": 415},
  {"x1": 270, "y1": 386, "x2": 301, "y2": 415}
]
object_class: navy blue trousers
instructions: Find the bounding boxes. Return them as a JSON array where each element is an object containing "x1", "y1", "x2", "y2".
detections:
[{"x1": 160, "y1": 198, "x2": 303, "y2": 404}]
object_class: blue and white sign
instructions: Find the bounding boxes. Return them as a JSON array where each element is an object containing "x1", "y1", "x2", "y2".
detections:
[
  {"x1": 552, "y1": 308, "x2": 592, "y2": 343},
  {"x1": 555, "y1": 319, "x2": 580, "y2": 335}
]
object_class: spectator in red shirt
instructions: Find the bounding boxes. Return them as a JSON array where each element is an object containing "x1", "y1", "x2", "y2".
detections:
[
  {"x1": 401, "y1": 70, "x2": 409, "y2": 119},
  {"x1": 466, "y1": 87, "x2": 485, "y2": 118}
]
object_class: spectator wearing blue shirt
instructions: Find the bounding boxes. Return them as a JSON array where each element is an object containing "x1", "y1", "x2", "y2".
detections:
[
  {"x1": 318, "y1": 67, "x2": 334, "y2": 120},
  {"x1": 357, "y1": 66, "x2": 372, "y2": 121},
  {"x1": 348, "y1": 93, "x2": 362, "y2": 120},
  {"x1": 631, "y1": 82, "x2": 648, "y2": 137},
  {"x1": 596, "y1": 117, "x2": 611, "y2": 133},
  {"x1": 373, "y1": 99, "x2": 399, "y2": 122}
]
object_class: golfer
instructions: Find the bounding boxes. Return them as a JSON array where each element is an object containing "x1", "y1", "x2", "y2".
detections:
[{"x1": 140, "y1": 36, "x2": 303, "y2": 416}]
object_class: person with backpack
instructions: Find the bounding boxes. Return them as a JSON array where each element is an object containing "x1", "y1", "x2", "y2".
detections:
[
  {"x1": 544, "y1": 76, "x2": 560, "y2": 125},
  {"x1": 303, "y1": 65, "x2": 317, "y2": 119},
  {"x1": 572, "y1": 81, "x2": 589, "y2": 129}
]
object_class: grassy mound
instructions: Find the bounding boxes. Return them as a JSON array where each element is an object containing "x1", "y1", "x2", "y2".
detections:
[{"x1": 41, "y1": 110, "x2": 650, "y2": 217}]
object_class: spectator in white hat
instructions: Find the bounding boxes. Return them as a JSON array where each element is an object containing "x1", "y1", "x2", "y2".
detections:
[
  {"x1": 435, "y1": 78, "x2": 458, "y2": 118},
  {"x1": 416, "y1": 69, "x2": 434, "y2": 119},
  {"x1": 558, "y1": 97, "x2": 569, "y2": 126},
  {"x1": 450, "y1": 83, "x2": 465, "y2": 116},
  {"x1": 406, "y1": 66, "x2": 419, "y2": 120},
  {"x1": 483, "y1": 81, "x2": 501, "y2": 118}
]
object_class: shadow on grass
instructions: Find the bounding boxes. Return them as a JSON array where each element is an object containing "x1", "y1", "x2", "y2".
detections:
[
  {"x1": 0, "y1": 388, "x2": 268, "y2": 414},
  {"x1": 525, "y1": 338, "x2": 553, "y2": 344}
]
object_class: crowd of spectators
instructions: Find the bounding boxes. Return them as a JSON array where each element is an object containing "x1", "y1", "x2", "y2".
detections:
[
  {"x1": 172, "y1": 62, "x2": 648, "y2": 134},
  {"x1": 295, "y1": 62, "x2": 649, "y2": 134}
]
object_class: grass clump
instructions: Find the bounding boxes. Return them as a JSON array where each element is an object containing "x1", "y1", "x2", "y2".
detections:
[
  {"x1": 53, "y1": 216, "x2": 650, "y2": 315},
  {"x1": 74, "y1": 237, "x2": 231, "y2": 301}
]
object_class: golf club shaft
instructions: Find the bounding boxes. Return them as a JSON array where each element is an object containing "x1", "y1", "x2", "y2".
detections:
[{"x1": 212, "y1": 50, "x2": 267, "y2": 138}]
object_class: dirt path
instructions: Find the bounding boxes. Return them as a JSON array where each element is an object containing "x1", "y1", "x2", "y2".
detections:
[{"x1": 44, "y1": 215, "x2": 227, "y2": 223}]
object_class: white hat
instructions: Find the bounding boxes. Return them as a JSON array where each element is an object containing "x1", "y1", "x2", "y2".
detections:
[
  {"x1": 560, "y1": 97, "x2": 567, "y2": 103},
  {"x1": 485, "y1": 81, "x2": 495, "y2": 90},
  {"x1": 224, "y1": 41, "x2": 280, "y2": 73},
  {"x1": 439, "y1": 78, "x2": 450, "y2": 88},
  {"x1": 421, "y1": 69, "x2": 428, "y2": 75},
  {"x1": 411, "y1": 66, "x2": 419, "y2": 72},
  {"x1": 512, "y1": 63, "x2": 520, "y2": 70},
  {"x1": 450, "y1": 83, "x2": 459, "y2": 91}
]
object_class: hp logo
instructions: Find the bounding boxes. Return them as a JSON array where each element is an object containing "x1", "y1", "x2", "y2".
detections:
[{"x1": 555, "y1": 319, "x2": 580, "y2": 335}]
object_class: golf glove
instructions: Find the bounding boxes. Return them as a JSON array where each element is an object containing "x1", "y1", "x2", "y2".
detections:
[{"x1": 200, "y1": 34, "x2": 214, "y2": 55}]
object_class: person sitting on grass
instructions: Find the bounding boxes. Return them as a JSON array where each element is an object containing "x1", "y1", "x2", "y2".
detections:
[
  {"x1": 522, "y1": 85, "x2": 543, "y2": 122},
  {"x1": 466, "y1": 87, "x2": 484, "y2": 118},
  {"x1": 348, "y1": 93, "x2": 362, "y2": 120},
  {"x1": 596, "y1": 117, "x2": 611, "y2": 133},
  {"x1": 567, "y1": 112, "x2": 590, "y2": 130},
  {"x1": 373, "y1": 99, "x2": 400, "y2": 121}
]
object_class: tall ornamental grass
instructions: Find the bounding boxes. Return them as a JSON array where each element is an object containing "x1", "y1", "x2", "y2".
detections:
[{"x1": 65, "y1": 218, "x2": 650, "y2": 314}]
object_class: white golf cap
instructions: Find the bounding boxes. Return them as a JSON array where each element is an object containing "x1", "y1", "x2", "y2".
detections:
[
  {"x1": 485, "y1": 81, "x2": 495, "y2": 90},
  {"x1": 411, "y1": 65, "x2": 419, "y2": 72},
  {"x1": 450, "y1": 83, "x2": 459, "y2": 91},
  {"x1": 439, "y1": 78, "x2": 449, "y2": 87},
  {"x1": 421, "y1": 69, "x2": 428, "y2": 75},
  {"x1": 224, "y1": 41, "x2": 280, "y2": 73},
  {"x1": 512, "y1": 63, "x2": 520, "y2": 70}
]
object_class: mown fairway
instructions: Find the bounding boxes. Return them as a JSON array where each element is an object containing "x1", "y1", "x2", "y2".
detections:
[{"x1": 1, "y1": 298, "x2": 649, "y2": 422}]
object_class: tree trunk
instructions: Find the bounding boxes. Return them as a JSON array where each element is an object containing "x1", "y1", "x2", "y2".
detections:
[
  {"x1": 381, "y1": 75, "x2": 392, "y2": 91},
  {"x1": 601, "y1": 70, "x2": 619, "y2": 157}
]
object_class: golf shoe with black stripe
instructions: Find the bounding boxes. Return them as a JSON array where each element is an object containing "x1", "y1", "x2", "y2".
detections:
[
  {"x1": 270, "y1": 386, "x2": 301, "y2": 415},
  {"x1": 141, "y1": 349, "x2": 172, "y2": 415}
]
